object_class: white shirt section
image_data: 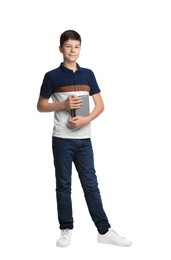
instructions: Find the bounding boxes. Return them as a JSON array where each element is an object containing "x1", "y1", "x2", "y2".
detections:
[{"x1": 52, "y1": 91, "x2": 91, "y2": 139}]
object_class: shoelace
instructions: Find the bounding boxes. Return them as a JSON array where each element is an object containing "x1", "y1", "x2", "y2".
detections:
[
  {"x1": 111, "y1": 229, "x2": 125, "y2": 239},
  {"x1": 61, "y1": 229, "x2": 70, "y2": 238}
]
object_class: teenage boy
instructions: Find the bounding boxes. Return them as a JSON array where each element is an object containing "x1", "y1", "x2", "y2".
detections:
[{"x1": 37, "y1": 30, "x2": 132, "y2": 248}]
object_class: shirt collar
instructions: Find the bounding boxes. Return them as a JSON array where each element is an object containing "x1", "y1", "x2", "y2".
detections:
[{"x1": 60, "y1": 63, "x2": 82, "y2": 73}]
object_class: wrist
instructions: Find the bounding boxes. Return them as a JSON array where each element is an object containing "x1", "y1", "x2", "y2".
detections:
[{"x1": 60, "y1": 101, "x2": 66, "y2": 110}]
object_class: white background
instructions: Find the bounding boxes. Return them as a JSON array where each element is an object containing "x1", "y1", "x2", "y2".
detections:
[{"x1": 0, "y1": 0, "x2": 171, "y2": 259}]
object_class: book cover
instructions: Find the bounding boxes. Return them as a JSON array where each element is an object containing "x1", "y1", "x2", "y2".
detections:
[{"x1": 71, "y1": 95, "x2": 90, "y2": 117}]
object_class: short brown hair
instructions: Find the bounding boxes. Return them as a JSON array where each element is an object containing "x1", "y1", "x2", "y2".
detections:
[{"x1": 60, "y1": 30, "x2": 81, "y2": 47}]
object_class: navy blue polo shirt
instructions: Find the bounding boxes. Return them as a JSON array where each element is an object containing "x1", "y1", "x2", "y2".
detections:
[{"x1": 39, "y1": 63, "x2": 101, "y2": 139}]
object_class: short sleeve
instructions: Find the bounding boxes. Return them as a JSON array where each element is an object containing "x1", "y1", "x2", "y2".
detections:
[
  {"x1": 39, "y1": 73, "x2": 55, "y2": 98},
  {"x1": 89, "y1": 70, "x2": 101, "y2": 96}
]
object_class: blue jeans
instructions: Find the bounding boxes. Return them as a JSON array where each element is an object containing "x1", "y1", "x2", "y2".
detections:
[{"x1": 52, "y1": 137, "x2": 111, "y2": 233}]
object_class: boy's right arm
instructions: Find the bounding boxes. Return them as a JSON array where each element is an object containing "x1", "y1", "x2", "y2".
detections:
[
  {"x1": 37, "y1": 96, "x2": 65, "y2": 112},
  {"x1": 37, "y1": 95, "x2": 82, "y2": 113}
]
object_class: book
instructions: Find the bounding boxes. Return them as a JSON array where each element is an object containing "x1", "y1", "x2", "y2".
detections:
[{"x1": 71, "y1": 95, "x2": 90, "y2": 117}]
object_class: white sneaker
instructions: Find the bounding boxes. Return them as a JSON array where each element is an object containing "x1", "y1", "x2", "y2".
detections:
[
  {"x1": 98, "y1": 228, "x2": 132, "y2": 247},
  {"x1": 56, "y1": 229, "x2": 72, "y2": 247}
]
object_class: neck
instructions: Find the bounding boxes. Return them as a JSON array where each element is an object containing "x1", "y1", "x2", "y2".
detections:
[{"x1": 63, "y1": 61, "x2": 77, "y2": 72}]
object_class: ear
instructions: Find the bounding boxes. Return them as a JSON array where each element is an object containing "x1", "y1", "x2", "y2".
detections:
[{"x1": 59, "y1": 46, "x2": 63, "y2": 53}]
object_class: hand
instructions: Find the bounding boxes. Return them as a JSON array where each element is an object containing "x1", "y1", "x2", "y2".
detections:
[
  {"x1": 69, "y1": 116, "x2": 89, "y2": 129},
  {"x1": 64, "y1": 95, "x2": 82, "y2": 110}
]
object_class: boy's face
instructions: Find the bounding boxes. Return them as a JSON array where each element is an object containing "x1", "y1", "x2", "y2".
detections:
[{"x1": 59, "y1": 39, "x2": 81, "y2": 63}]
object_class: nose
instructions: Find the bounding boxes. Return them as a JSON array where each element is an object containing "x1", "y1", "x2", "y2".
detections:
[{"x1": 70, "y1": 46, "x2": 75, "y2": 52}]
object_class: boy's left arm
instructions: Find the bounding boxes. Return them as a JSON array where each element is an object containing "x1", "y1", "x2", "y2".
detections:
[
  {"x1": 88, "y1": 92, "x2": 104, "y2": 121},
  {"x1": 69, "y1": 93, "x2": 104, "y2": 129}
]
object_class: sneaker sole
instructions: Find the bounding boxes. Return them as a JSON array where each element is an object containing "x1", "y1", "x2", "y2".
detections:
[{"x1": 98, "y1": 239, "x2": 132, "y2": 247}]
